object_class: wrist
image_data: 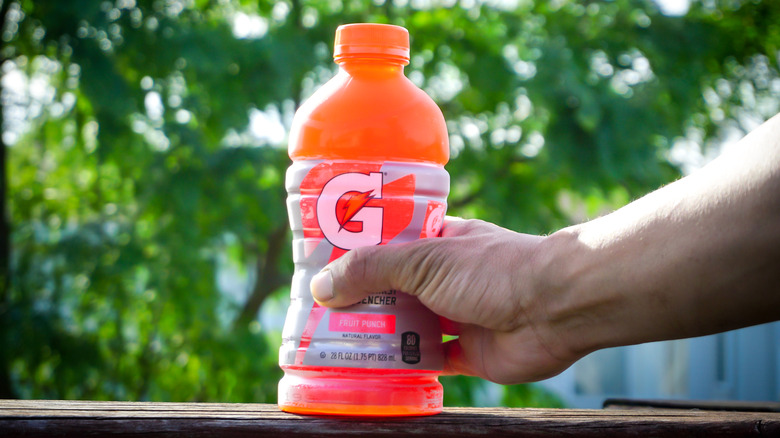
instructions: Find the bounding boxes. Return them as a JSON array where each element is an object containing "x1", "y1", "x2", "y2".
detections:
[{"x1": 531, "y1": 225, "x2": 625, "y2": 361}]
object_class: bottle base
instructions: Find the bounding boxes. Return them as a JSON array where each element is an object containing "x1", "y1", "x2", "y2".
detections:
[{"x1": 278, "y1": 365, "x2": 443, "y2": 417}]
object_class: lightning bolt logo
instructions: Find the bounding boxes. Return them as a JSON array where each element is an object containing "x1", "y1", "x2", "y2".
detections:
[{"x1": 338, "y1": 190, "x2": 376, "y2": 231}]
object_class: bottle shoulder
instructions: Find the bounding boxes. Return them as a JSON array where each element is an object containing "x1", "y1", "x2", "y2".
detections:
[
  {"x1": 295, "y1": 71, "x2": 438, "y2": 122},
  {"x1": 289, "y1": 70, "x2": 449, "y2": 164}
]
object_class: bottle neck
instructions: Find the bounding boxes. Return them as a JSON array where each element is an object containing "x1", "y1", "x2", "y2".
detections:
[{"x1": 336, "y1": 58, "x2": 406, "y2": 77}]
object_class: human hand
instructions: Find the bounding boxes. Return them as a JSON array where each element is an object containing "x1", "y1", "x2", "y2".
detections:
[{"x1": 309, "y1": 217, "x2": 584, "y2": 384}]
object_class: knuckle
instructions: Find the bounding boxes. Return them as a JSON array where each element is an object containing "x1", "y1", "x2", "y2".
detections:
[
  {"x1": 458, "y1": 218, "x2": 489, "y2": 235},
  {"x1": 337, "y1": 246, "x2": 375, "y2": 289},
  {"x1": 402, "y1": 241, "x2": 447, "y2": 298}
]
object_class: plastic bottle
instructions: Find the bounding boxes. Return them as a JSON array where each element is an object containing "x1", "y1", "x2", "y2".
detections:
[{"x1": 279, "y1": 23, "x2": 450, "y2": 416}]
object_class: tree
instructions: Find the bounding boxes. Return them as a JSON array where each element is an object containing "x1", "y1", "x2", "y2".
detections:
[{"x1": 1, "y1": 0, "x2": 778, "y2": 405}]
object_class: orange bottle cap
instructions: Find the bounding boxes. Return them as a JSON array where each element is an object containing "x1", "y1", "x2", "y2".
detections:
[{"x1": 334, "y1": 23, "x2": 410, "y2": 64}]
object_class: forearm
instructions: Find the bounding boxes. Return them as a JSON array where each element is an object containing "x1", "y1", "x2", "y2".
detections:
[{"x1": 541, "y1": 113, "x2": 780, "y2": 356}]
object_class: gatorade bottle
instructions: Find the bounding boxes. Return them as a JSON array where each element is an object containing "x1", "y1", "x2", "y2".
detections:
[{"x1": 279, "y1": 23, "x2": 449, "y2": 416}]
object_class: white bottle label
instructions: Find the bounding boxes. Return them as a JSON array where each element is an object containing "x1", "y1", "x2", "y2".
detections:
[{"x1": 281, "y1": 160, "x2": 449, "y2": 370}]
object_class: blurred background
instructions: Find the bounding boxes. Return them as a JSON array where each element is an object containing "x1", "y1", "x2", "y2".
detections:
[{"x1": 1, "y1": 0, "x2": 779, "y2": 408}]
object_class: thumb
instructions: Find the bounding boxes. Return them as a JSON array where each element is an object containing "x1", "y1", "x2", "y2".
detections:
[{"x1": 310, "y1": 242, "x2": 423, "y2": 308}]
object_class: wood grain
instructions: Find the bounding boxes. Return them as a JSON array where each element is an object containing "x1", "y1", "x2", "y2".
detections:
[
  {"x1": 1, "y1": 399, "x2": 779, "y2": 437},
  {"x1": 604, "y1": 398, "x2": 780, "y2": 412}
]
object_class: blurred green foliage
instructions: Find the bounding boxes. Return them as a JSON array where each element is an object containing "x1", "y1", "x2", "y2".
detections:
[{"x1": 1, "y1": 0, "x2": 778, "y2": 406}]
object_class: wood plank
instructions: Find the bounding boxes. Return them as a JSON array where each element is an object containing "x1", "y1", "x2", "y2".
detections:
[
  {"x1": 604, "y1": 398, "x2": 780, "y2": 412},
  {"x1": 1, "y1": 399, "x2": 779, "y2": 437}
]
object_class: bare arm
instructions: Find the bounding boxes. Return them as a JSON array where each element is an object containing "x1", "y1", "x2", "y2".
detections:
[
  {"x1": 311, "y1": 112, "x2": 780, "y2": 384},
  {"x1": 546, "y1": 111, "x2": 780, "y2": 353}
]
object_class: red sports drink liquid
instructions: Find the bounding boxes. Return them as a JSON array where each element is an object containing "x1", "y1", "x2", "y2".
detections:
[{"x1": 279, "y1": 23, "x2": 450, "y2": 416}]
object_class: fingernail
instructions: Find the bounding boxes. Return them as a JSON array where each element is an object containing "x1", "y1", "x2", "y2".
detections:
[{"x1": 311, "y1": 270, "x2": 334, "y2": 302}]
